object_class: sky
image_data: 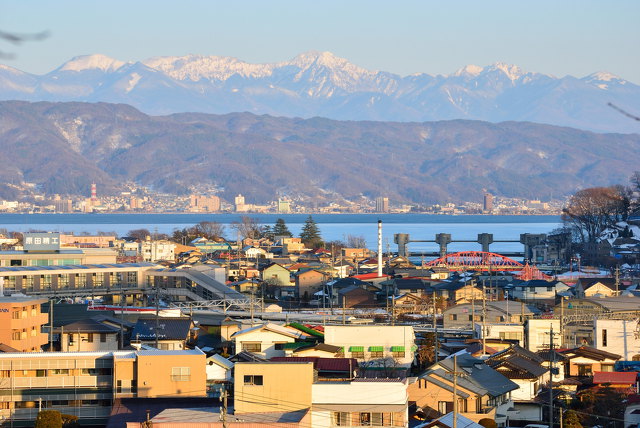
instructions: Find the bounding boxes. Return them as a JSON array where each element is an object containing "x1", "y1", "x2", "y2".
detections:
[{"x1": 1, "y1": 0, "x2": 639, "y2": 83}]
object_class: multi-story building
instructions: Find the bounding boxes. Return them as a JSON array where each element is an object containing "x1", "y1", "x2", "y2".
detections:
[
  {"x1": 0, "y1": 349, "x2": 206, "y2": 426},
  {"x1": 324, "y1": 325, "x2": 416, "y2": 371},
  {"x1": 483, "y1": 193, "x2": 494, "y2": 212},
  {"x1": 0, "y1": 232, "x2": 117, "y2": 267},
  {"x1": 189, "y1": 195, "x2": 221, "y2": 212},
  {"x1": 0, "y1": 295, "x2": 49, "y2": 352},
  {"x1": 375, "y1": 197, "x2": 389, "y2": 213},
  {"x1": 234, "y1": 361, "x2": 408, "y2": 428}
]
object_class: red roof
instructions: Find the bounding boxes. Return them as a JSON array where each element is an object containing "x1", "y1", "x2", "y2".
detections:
[
  {"x1": 352, "y1": 273, "x2": 388, "y2": 280},
  {"x1": 593, "y1": 371, "x2": 638, "y2": 385}
]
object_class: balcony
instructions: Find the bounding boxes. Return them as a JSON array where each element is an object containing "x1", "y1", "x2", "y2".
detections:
[
  {"x1": 8, "y1": 375, "x2": 112, "y2": 389},
  {"x1": 0, "y1": 406, "x2": 111, "y2": 421}
]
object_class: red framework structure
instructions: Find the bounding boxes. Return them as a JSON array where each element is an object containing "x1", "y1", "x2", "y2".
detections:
[{"x1": 425, "y1": 251, "x2": 524, "y2": 271}]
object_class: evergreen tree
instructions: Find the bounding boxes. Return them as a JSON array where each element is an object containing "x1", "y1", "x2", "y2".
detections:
[
  {"x1": 272, "y1": 218, "x2": 293, "y2": 237},
  {"x1": 300, "y1": 215, "x2": 323, "y2": 248}
]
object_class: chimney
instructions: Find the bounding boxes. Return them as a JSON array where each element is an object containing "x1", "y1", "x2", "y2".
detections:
[{"x1": 377, "y1": 220, "x2": 383, "y2": 277}]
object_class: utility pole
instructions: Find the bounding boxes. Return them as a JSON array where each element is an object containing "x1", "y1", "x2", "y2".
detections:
[
  {"x1": 615, "y1": 266, "x2": 620, "y2": 296},
  {"x1": 48, "y1": 300, "x2": 53, "y2": 351},
  {"x1": 549, "y1": 324, "x2": 555, "y2": 428},
  {"x1": 221, "y1": 385, "x2": 228, "y2": 428},
  {"x1": 452, "y1": 354, "x2": 458, "y2": 428},
  {"x1": 482, "y1": 281, "x2": 487, "y2": 356},
  {"x1": 155, "y1": 285, "x2": 160, "y2": 349}
]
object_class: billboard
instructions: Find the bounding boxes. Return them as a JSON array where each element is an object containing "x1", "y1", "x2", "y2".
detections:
[{"x1": 23, "y1": 232, "x2": 61, "y2": 252}]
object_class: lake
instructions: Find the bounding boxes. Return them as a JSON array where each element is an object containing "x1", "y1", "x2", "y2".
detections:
[{"x1": 0, "y1": 213, "x2": 561, "y2": 255}]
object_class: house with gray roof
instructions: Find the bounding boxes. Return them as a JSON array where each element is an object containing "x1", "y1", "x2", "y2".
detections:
[{"x1": 409, "y1": 352, "x2": 518, "y2": 424}]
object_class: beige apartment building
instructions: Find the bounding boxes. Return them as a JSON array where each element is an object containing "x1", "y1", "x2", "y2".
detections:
[
  {"x1": 0, "y1": 349, "x2": 206, "y2": 426},
  {"x1": 0, "y1": 295, "x2": 49, "y2": 352},
  {"x1": 234, "y1": 362, "x2": 408, "y2": 428}
]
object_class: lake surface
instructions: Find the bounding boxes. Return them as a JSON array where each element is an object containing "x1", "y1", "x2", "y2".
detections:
[{"x1": 0, "y1": 213, "x2": 561, "y2": 255}]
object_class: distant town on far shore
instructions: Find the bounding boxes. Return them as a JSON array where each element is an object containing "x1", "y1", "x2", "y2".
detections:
[{"x1": 1, "y1": 182, "x2": 562, "y2": 215}]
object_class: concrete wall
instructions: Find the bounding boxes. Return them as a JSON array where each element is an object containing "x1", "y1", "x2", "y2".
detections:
[
  {"x1": 593, "y1": 319, "x2": 640, "y2": 361},
  {"x1": 234, "y1": 362, "x2": 314, "y2": 414},
  {"x1": 324, "y1": 325, "x2": 415, "y2": 367}
]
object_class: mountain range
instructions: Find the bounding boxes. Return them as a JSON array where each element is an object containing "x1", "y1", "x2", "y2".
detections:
[
  {"x1": 0, "y1": 52, "x2": 639, "y2": 133},
  {"x1": 1, "y1": 100, "x2": 639, "y2": 204}
]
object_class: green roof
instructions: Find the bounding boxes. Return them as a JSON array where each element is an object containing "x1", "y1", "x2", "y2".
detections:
[
  {"x1": 369, "y1": 346, "x2": 384, "y2": 352},
  {"x1": 350, "y1": 346, "x2": 364, "y2": 352},
  {"x1": 287, "y1": 322, "x2": 324, "y2": 338},
  {"x1": 391, "y1": 346, "x2": 406, "y2": 352},
  {"x1": 281, "y1": 342, "x2": 314, "y2": 350}
]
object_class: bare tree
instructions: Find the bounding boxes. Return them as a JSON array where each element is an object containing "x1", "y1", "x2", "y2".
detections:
[
  {"x1": 562, "y1": 186, "x2": 631, "y2": 262},
  {"x1": 346, "y1": 234, "x2": 367, "y2": 248},
  {"x1": 194, "y1": 221, "x2": 226, "y2": 240},
  {"x1": 127, "y1": 228, "x2": 151, "y2": 241},
  {"x1": 231, "y1": 216, "x2": 263, "y2": 240}
]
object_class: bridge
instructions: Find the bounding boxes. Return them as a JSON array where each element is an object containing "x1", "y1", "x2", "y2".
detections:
[{"x1": 394, "y1": 232, "x2": 548, "y2": 259}]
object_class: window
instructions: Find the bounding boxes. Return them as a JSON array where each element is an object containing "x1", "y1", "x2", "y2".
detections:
[
  {"x1": 547, "y1": 286, "x2": 553, "y2": 292},
  {"x1": 36, "y1": 370, "x2": 46, "y2": 377},
  {"x1": 333, "y1": 412, "x2": 350, "y2": 426},
  {"x1": 360, "y1": 412, "x2": 371, "y2": 426},
  {"x1": 243, "y1": 375, "x2": 263, "y2": 386},
  {"x1": 171, "y1": 367, "x2": 191, "y2": 381},
  {"x1": 100, "y1": 333, "x2": 107, "y2": 343},
  {"x1": 12, "y1": 310, "x2": 20, "y2": 320},
  {"x1": 352, "y1": 351, "x2": 365, "y2": 359},
  {"x1": 468, "y1": 315, "x2": 473, "y2": 321},
  {"x1": 274, "y1": 342, "x2": 287, "y2": 350},
  {"x1": 601, "y1": 364, "x2": 614, "y2": 372},
  {"x1": 602, "y1": 329, "x2": 607, "y2": 347},
  {"x1": 12, "y1": 330, "x2": 21, "y2": 340},
  {"x1": 438, "y1": 401, "x2": 453, "y2": 414},
  {"x1": 242, "y1": 342, "x2": 261, "y2": 352},
  {"x1": 50, "y1": 369, "x2": 69, "y2": 375},
  {"x1": 87, "y1": 333, "x2": 94, "y2": 343},
  {"x1": 449, "y1": 314, "x2": 457, "y2": 321},
  {"x1": 370, "y1": 351, "x2": 384, "y2": 358},
  {"x1": 577, "y1": 365, "x2": 592, "y2": 377},
  {"x1": 499, "y1": 331, "x2": 523, "y2": 341}
]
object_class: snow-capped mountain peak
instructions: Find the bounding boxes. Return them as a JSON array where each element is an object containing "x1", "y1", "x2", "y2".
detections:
[
  {"x1": 142, "y1": 54, "x2": 275, "y2": 81},
  {"x1": 289, "y1": 50, "x2": 351, "y2": 69},
  {"x1": 487, "y1": 62, "x2": 526, "y2": 81},
  {"x1": 453, "y1": 64, "x2": 484, "y2": 77},
  {"x1": 58, "y1": 54, "x2": 126, "y2": 72},
  {"x1": 587, "y1": 71, "x2": 622, "y2": 82}
]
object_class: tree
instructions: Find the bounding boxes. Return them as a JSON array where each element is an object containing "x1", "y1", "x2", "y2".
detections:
[
  {"x1": 299, "y1": 215, "x2": 323, "y2": 248},
  {"x1": 346, "y1": 234, "x2": 367, "y2": 248},
  {"x1": 562, "y1": 186, "x2": 631, "y2": 263},
  {"x1": 194, "y1": 221, "x2": 225, "y2": 240},
  {"x1": 563, "y1": 410, "x2": 583, "y2": 428},
  {"x1": 273, "y1": 218, "x2": 293, "y2": 238},
  {"x1": 127, "y1": 228, "x2": 151, "y2": 241},
  {"x1": 35, "y1": 410, "x2": 63, "y2": 428},
  {"x1": 231, "y1": 216, "x2": 262, "y2": 240}
]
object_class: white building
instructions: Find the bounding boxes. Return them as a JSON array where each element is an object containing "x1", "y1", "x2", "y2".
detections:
[
  {"x1": 311, "y1": 378, "x2": 408, "y2": 428},
  {"x1": 324, "y1": 325, "x2": 416, "y2": 368},
  {"x1": 593, "y1": 318, "x2": 640, "y2": 361},
  {"x1": 231, "y1": 323, "x2": 312, "y2": 359},
  {"x1": 474, "y1": 323, "x2": 525, "y2": 347},
  {"x1": 139, "y1": 239, "x2": 176, "y2": 262},
  {"x1": 525, "y1": 319, "x2": 560, "y2": 352}
]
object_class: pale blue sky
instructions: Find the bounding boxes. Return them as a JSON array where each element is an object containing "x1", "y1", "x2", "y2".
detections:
[{"x1": 1, "y1": 0, "x2": 639, "y2": 82}]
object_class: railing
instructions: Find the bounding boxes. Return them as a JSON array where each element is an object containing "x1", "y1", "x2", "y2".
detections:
[
  {"x1": 8, "y1": 375, "x2": 111, "y2": 389},
  {"x1": 0, "y1": 406, "x2": 111, "y2": 421}
]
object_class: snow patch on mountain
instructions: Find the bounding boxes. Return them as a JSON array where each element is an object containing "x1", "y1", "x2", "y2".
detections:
[
  {"x1": 142, "y1": 54, "x2": 275, "y2": 81},
  {"x1": 454, "y1": 64, "x2": 484, "y2": 77},
  {"x1": 59, "y1": 54, "x2": 126, "y2": 72},
  {"x1": 126, "y1": 73, "x2": 142, "y2": 93}
]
